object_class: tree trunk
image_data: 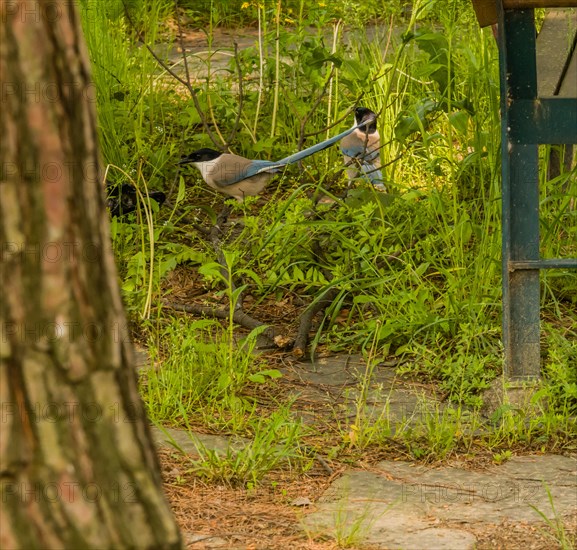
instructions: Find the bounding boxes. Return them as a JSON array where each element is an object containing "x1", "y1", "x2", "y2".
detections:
[{"x1": 0, "y1": 1, "x2": 182, "y2": 548}]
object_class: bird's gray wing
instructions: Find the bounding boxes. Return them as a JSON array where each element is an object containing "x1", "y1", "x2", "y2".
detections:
[
  {"x1": 217, "y1": 158, "x2": 282, "y2": 186},
  {"x1": 341, "y1": 133, "x2": 380, "y2": 163},
  {"x1": 249, "y1": 121, "x2": 371, "y2": 176},
  {"x1": 341, "y1": 143, "x2": 369, "y2": 159}
]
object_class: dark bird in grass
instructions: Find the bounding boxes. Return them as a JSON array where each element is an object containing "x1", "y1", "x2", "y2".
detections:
[
  {"x1": 340, "y1": 107, "x2": 385, "y2": 190},
  {"x1": 107, "y1": 183, "x2": 166, "y2": 217},
  {"x1": 178, "y1": 112, "x2": 377, "y2": 202}
]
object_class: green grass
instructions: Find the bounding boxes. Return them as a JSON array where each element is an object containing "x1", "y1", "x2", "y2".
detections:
[
  {"x1": 185, "y1": 408, "x2": 306, "y2": 488},
  {"x1": 142, "y1": 317, "x2": 281, "y2": 429},
  {"x1": 529, "y1": 484, "x2": 577, "y2": 550},
  {"x1": 80, "y1": 0, "x2": 577, "y2": 479}
]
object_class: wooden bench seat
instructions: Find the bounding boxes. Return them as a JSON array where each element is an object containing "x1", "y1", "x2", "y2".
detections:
[
  {"x1": 472, "y1": 0, "x2": 577, "y2": 26},
  {"x1": 536, "y1": 8, "x2": 577, "y2": 177},
  {"x1": 536, "y1": 8, "x2": 577, "y2": 97}
]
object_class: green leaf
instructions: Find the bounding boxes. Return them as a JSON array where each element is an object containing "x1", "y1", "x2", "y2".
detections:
[
  {"x1": 243, "y1": 324, "x2": 272, "y2": 344},
  {"x1": 395, "y1": 99, "x2": 440, "y2": 140},
  {"x1": 341, "y1": 59, "x2": 370, "y2": 81},
  {"x1": 237, "y1": 268, "x2": 264, "y2": 288},
  {"x1": 199, "y1": 261, "x2": 225, "y2": 282},
  {"x1": 415, "y1": 262, "x2": 430, "y2": 277},
  {"x1": 449, "y1": 110, "x2": 469, "y2": 135},
  {"x1": 177, "y1": 176, "x2": 186, "y2": 203},
  {"x1": 401, "y1": 190, "x2": 423, "y2": 202},
  {"x1": 292, "y1": 265, "x2": 304, "y2": 281},
  {"x1": 249, "y1": 369, "x2": 283, "y2": 383}
]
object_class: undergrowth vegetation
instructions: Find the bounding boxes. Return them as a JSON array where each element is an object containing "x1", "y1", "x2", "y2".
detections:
[{"x1": 80, "y1": 0, "x2": 576, "y2": 484}]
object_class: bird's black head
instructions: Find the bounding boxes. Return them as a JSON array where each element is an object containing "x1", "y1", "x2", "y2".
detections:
[
  {"x1": 178, "y1": 148, "x2": 222, "y2": 165},
  {"x1": 106, "y1": 182, "x2": 166, "y2": 217},
  {"x1": 354, "y1": 107, "x2": 378, "y2": 133}
]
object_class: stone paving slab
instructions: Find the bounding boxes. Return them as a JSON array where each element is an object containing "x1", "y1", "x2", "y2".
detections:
[
  {"x1": 280, "y1": 355, "x2": 450, "y2": 427},
  {"x1": 152, "y1": 425, "x2": 249, "y2": 459},
  {"x1": 160, "y1": 25, "x2": 397, "y2": 83},
  {"x1": 303, "y1": 455, "x2": 577, "y2": 548},
  {"x1": 153, "y1": 422, "x2": 576, "y2": 548}
]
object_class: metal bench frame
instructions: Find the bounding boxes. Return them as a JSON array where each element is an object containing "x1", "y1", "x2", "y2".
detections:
[{"x1": 495, "y1": 2, "x2": 577, "y2": 379}]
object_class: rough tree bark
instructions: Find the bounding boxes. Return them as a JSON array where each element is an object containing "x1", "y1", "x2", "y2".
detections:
[{"x1": 0, "y1": 1, "x2": 182, "y2": 548}]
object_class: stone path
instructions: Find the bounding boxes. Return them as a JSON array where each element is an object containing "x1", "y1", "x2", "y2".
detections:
[
  {"x1": 277, "y1": 354, "x2": 449, "y2": 428},
  {"x1": 153, "y1": 425, "x2": 577, "y2": 549},
  {"x1": 302, "y1": 455, "x2": 576, "y2": 549},
  {"x1": 154, "y1": 24, "x2": 399, "y2": 84},
  {"x1": 151, "y1": 353, "x2": 577, "y2": 549}
]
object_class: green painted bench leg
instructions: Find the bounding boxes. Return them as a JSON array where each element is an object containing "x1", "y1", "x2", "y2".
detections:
[
  {"x1": 506, "y1": 145, "x2": 541, "y2": 379},
  {"x1": 498, "y1": 8, "x2": 541, "y2": 379}
]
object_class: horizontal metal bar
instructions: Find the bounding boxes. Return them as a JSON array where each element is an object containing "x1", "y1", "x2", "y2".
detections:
[
  {"x1": 508, "y1": 98, "x2": 577, "y2": 143},
  {"x1": 509, "y1": 258, "x2": 577, "y2": 270},
  {"x1": 504, "y1": 0, "x2": 577, "y2": 8},
  {"x1": 473, "y1": 0, "x2": 577, "y2": 27}
]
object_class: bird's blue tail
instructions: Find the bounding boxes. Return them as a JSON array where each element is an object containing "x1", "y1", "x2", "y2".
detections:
[{"x1": 244, "y1": 118, "x2": 374, "y2": 180}]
